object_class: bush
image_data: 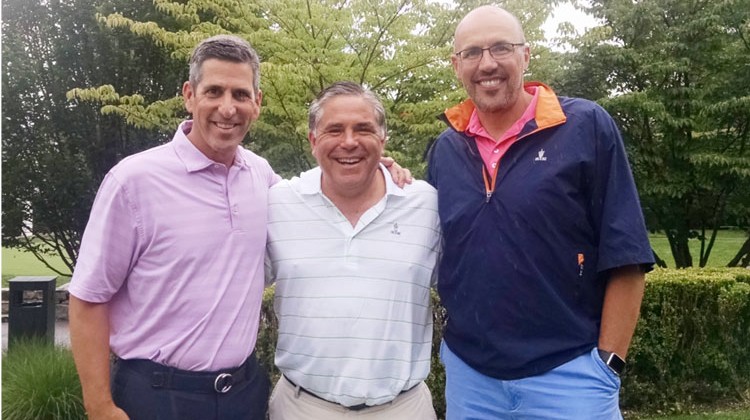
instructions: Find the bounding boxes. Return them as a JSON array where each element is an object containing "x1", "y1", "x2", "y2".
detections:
[
  {"x1": 2, "y1": 339, "x2": 85, "y2": 419},
  {"x1": 622, "y1": 268, "x2": 750, "y2": 412}
]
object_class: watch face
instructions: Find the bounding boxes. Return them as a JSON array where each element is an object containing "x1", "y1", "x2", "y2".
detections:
[
  {"x1": 598, "y1": 349, "x2": 625, "y2": 375},
  {"x1": 607, "y1": 353, "x2": 626, "y2": 375}
]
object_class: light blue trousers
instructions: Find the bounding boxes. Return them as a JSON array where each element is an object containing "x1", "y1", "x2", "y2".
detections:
[{"x1": 440, "y1": 341, "x2": 623, "y2": 420}]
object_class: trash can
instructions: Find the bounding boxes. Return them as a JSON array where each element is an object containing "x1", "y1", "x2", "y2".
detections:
[{"x1": 8, "y1": 276, "x2": 56, "y2": 347}]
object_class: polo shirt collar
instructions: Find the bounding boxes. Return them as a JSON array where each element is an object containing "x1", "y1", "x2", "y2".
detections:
[
  {"x1": 297, "y1": 163, "x2": 406, "y2": 198},
  {"x1": 172, "y1": 120, "x2": 248, "y2": 173}
]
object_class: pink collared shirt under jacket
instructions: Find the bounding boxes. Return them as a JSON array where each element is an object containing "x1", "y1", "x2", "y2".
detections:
[
  {"x1": 69, "y1": 121, "x2": 281, "y2": 371},
  {"x1": 466, "y1": 85, "x2": 540, "y2": 172}
]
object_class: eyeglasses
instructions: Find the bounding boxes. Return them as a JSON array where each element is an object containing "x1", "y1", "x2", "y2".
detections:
[{"x1": 454, "y1": 43, "x2": 525, "y2": 61}]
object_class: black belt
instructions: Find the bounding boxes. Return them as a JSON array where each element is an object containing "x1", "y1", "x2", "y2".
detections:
[
  {"x1": 284, "y1": 375, "x2": 416, "y2": 411},
  {"x1": 116, "y1": 352, "x2": 258, "y2": 394}
]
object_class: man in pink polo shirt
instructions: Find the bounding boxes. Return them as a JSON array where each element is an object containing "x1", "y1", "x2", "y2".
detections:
[
  {"x1": 69, "y1": 35, "x2": 410, "y2": 420},
  {"x1": 68, "y1": 35, "x2": 279, "y2": 419}
]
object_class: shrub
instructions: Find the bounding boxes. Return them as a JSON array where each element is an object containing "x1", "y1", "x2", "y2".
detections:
[
  {"x1": 622, "y1": 268, "x2": 750, "y2": 412},
  {"x1": 2, "y1": 339, "x2": 85, "y2": 420}
]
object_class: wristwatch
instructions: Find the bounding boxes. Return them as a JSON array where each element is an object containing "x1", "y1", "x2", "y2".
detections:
[{"x1": 598, "y1": 349, "x2": 626, "y2": 376}]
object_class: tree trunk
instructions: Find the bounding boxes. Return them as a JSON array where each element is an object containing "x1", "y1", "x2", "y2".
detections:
[
  {"x1": 667, "y1": 229, "x2": 693, "y2": 268},
  {"x1": 652, "y1": 248, "x2": 667, "y2": 268},
  {"x1": 727, "y1": 235, "x2": 750, "y2": 267}
]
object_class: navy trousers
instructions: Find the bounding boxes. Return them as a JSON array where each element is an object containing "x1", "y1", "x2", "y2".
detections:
[{"x1": 111, "y1": 352, "x2": 270, "y2": 420}]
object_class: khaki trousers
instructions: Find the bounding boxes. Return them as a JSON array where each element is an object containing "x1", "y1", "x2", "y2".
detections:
[{"x1": 268, "y1": 377, "x2": 437, "y2": 420}]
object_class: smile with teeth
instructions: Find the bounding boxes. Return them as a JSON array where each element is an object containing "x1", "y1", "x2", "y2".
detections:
[
  {"x1": 214, "y1": 122, "x2": 237, "y2": 129},
  {"x1": 335, "y1": 157, "x2": 363, "y2": 165},
  {"x1": 478, "y1": 79, "x2": 502, "y2": 87}
]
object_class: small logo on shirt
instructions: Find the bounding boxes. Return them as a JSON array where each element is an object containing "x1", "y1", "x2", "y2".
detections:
[
  {"x1": 534, "y1": 149, "x2": 547, "y2": 162},
  {"x1": 391, "y1": 223, "x2": 401, "y2": 235}
]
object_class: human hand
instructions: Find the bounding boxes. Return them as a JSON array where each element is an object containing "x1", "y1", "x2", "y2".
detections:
[
  {"x1": 380, "y1": 156, "x2": 413, "y2": 188},
  {"x1": 86, "y1": 402, "x2": 129, "y2": 420}
]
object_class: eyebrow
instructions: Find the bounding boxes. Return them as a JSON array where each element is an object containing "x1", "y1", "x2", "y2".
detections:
[
  {"x1": 354, "y1": 122, "x2": 377, "y2": 130},
  {"x1": 201, "y1": 85, "x2": 253, "y2": 96},
  {"x1": 322, "y1": 123, "x2": 345, "y2": 131}
]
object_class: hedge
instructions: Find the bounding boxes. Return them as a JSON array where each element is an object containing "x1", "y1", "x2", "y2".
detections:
[
  {"x1": 621, "y1": 268, "x2": 750, "y2": 412},
  {"x1": 3, "y1": 268, "x2": 748, "y2": 419}
]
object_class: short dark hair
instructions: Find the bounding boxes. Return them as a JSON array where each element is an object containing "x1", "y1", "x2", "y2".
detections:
[
  {"x1": 308, "y1": 81, "x2": 387, "y2": 139},
  {"x1": 189, "y1": 35, "x2": 261, "y2": 92}
]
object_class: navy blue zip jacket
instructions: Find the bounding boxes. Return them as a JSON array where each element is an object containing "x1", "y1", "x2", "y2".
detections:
[{"x1": 426, "y1": 83, "x2": 654, "y2": 379}]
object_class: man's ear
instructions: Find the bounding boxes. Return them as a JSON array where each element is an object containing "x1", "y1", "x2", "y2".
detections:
[
  {"x1": 182, "y1": 81, "x2": 195, "y2": 113},
  {"x1": 451, "y1": 54, "x2": 460, "y2": 75},
  {"x1": 308, "y1": 131, "x2": 317, "y2": 157}
]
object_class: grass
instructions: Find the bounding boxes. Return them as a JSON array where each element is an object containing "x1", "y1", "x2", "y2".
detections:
[
  {"x1": 2, "y1": 339, "x2": 85, "y2": 419},
  {"x1": 0, "y1": 229, "x2": 745, "y2": 286},
  {"x1": 649, "y1": 229, "x2": 748, "y2": 268},
  {"x1": 2, "y1": 246, "x2": 71, "y2": 287},
  {"x1": 634, "y1": 409, "x2": 750, "y2": 419}
]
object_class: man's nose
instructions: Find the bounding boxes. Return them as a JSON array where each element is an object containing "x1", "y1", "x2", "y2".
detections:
[
  {"x1": 340, "y1": 130, "x2": 358, "y2": 148},
  {"x1": 218, "y1": 94, "x2": 237, "y2": 117}
]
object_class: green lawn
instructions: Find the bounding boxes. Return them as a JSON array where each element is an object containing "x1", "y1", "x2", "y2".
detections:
[
  {"x1": 2, "y1": 246, "x2": 71, "y2": 287},
  {"x1": 2, "y1": 229, "x2": 747, "y2": 284},
  {"x1": 649, "y1": 229, "x2": 747, "y2": 268}
]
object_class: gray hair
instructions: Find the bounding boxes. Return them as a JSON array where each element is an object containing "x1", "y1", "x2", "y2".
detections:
[
  {"x1": 188, "y1": 35, "x2": 261, "y2": 92},
  {"x1": 308, "y1": 81, "x2": 387, "y2": 139}
]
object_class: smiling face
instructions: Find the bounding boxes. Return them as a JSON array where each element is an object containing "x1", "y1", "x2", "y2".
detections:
[
  {"x1": 309, "y1": 94, "x2": 386, "y2": 198},
  {"x1": 452, "y1": 7, "x2": 530, "y2": 115},
  {"x1": 183, "y1": 58, "x2": 262, "y2": 166}
]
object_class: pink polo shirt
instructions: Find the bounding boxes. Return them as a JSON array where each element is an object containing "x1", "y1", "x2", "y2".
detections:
[
  {"x1": 466, "y1": 86, "x2": 540, "y2": 172},
  {"x1": 69, "y1": 121, "x2": 281, "y2": 371}
]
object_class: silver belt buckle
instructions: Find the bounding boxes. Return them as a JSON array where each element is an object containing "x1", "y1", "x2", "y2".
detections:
[{"x1": 214, "y1": 373, "x2": 233, "y2": 393}]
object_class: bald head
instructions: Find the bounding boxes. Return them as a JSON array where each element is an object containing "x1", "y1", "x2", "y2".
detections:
[
  {"x1": 454, "y1": 6, "x2": 526, "y2": 53},
  {"x1": 450, "y1": 5, "x2": 531, "y2": 116}
]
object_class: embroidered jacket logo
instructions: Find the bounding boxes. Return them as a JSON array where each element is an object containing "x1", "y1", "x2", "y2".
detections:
[
  {"x1": 391, "y1": 223, "x2": 401, "y2": 235},
  {"x1": 534, "y1": 149, "x2": 547, "y2": 162}
]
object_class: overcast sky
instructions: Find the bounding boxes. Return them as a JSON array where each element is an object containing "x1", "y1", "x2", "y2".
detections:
[{"x1": 542, "y1": 1, "x2": 600, "y2": 39}]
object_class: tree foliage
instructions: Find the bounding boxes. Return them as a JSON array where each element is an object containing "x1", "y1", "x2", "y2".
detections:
[
  {"x1": 558, "y1": 0, "x2": 750, "y2": 267},
  {"x1": 1, "y1": 0, "x2": 185, "y2": 273},
  {"x1": 2, "y1": 0, "x2": 567, "y2": 272},
  {"x1": 70, "y1": 0, "x2": 560, "y2": 178}
]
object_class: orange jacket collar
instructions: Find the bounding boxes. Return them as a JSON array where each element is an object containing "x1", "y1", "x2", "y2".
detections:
[{"x1": 443, "y1": 82, "x2": 566, "y2": 133}]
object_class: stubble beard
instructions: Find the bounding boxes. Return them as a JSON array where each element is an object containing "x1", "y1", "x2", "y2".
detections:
[{"x1": 467, "y1": 72, "x2": 523, "y2": 114}]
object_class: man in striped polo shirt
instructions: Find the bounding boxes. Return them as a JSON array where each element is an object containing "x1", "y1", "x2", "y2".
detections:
[{"x1": 266, "y1": 81, "x2": 441, "y2": 419}]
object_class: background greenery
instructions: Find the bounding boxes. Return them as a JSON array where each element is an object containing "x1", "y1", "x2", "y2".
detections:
[
  {"x1": 2, "y1": 339, "x2": 85, "y2": 420},
  {"x1": 649, "y1": 230, "x2": 749, "y2": 269},
  {"x1": 2, "y1": 0, "x2": 749, "y2": 417},
  {"x1": 3, "y1": 0, "x2": 749, "y2": 273},
  {"x1": 2, "y1": 247, "x2": 70, "y2": 287}
]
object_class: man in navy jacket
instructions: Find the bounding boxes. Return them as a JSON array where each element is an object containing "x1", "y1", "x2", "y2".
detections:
[{"x1": 427, "y1": 6, "x2": 654, "y2": 419}]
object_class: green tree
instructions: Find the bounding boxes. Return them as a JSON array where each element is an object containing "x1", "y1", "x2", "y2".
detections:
[
  {"x1": 558, "y1": 0, "x2": 750, "y2": 268},
  {"x1": 1, "y1": 0, "x2": 185, "y2": 273},
  {"x1": 71, "y1": 0, "x2": 561, "y2": 178}
]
